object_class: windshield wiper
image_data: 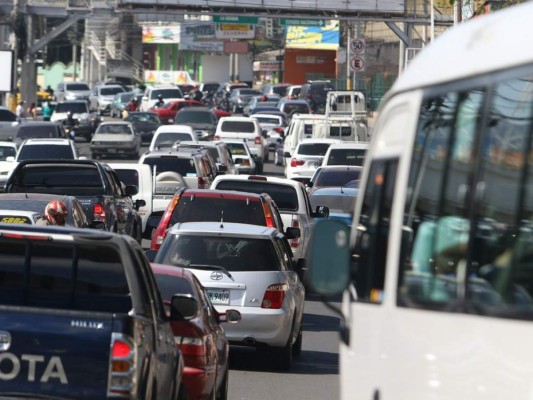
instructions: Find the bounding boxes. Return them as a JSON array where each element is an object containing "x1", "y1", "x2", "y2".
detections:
[{"x1": 189, "y1": 264, "x2": 232, "y2": 278}]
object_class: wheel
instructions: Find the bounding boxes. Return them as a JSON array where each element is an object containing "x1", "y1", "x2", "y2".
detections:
[
  {"x1": 133, "y1": 222, "x2": 142, "y2": 244},
  {"x1": 216, "y1": 368, "x2": 229, "y2": 400},
  {"x1": 292, "y1": 328, "x2": 303, "y2": 356},
  {"x1": 177, "y1": 384, "x2": 189, "y2": 400},
  {"x1": 274, "y1": 151, "x2": 282, "y2": 166}
]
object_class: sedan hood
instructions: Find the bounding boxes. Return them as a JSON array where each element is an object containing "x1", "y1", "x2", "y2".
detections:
[{"x1": 92, "y1": 133, "x2": 134, "y2": 142}]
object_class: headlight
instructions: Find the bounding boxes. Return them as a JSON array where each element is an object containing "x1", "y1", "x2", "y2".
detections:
[
  {"x1": 91, "y1": 141, "x2": 103, "y2": 146},
  {"x1": 65, "y1": 93, "x2": 76, "y2": 100}
]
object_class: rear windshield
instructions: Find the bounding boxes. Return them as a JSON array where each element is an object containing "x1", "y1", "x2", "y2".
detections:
[
  {"x1": 66, "y1": 83, "x2": 90, "y2": 91},
  {"x1": 0, "y1": 146, "x2": 17, "y2": 160},
  {"x1": 171, "y1": 195, "x2": 265, "y2": 226},
  {"x1": 17, "y1": 145, "x2": 74, "y2": 161},
  {"x1": 154, "y1": 132, "x2": 194, "y2": 148},
  {"x1": 255, "y1": 116, "x2": 282, "y2": 125},
  {"x1": 315, "y1": 169, "x2": 361, "y2": 187},
  {"x1": 9, "y1": 165, "x2": 105, "y2": 196},
  {"x1": 55, "y1": 103, "x2": 87, "y2": 114},
  {"x1": 100, "y1": 87, "x2": 124, "y2": 95},
  {"x1": 0, "y1": 240, "x2": 131, "y2": 313},
  {"x1": 143, "y1": 156, "x2": 197, "y2": 177},
  {"x1": 214, "y1": 180, "x2": 298, "y2": 211},
  {"x1": 329, "y1": 126, "x2": 353, "y2": 137},
  {"x1": 127, "y1": 113, "x2": 160, "y2": 124},
  {"x1": 283, "y1": 103, "x2": 309, "y2": 115},
  {"x1": 159, "y1": 235, "x2": 279, "y2": 272},
  {"x1": 97, "y1": 124, "x2": 132, "y2": 134},
  {"x1": 17, "y1": 126, "x2": 59, "y2": 139},
  {"x1": 298, "y1": 143, "x2": 333, "y2": 156},
  {"x1": 225, "y1": 142, "x2": 247, "y2": 155},
  {"x1": 0, "y1": 214, "x2": 34, "y2": 224},
  {"x1": 273, "y1": 86, "x2": 288, "y2": 96},
  {"x1": 174, "y1": 111, "x2": 213, "y2": 124},
  {"x1": 220, "y1": 121, "x2": 255, "y2": 133},
  {"x1": 326, "y1": 148, "x2": 366, "y2": 166},
  {"x1": 150, "y1": 89, "x2": 183, "y2": 100}
]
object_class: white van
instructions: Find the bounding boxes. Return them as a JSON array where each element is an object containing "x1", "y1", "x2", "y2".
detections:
[{"x1": 307, "y1": 4, "x2": 533, "y2": 399}]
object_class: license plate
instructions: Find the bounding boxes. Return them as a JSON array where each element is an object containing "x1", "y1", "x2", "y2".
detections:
[{"x1": 206, "y1": 289, "x2": 230, "y2": 305}]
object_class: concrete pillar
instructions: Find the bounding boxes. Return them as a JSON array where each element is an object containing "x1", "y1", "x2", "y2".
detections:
[{"x1": 21, "y1": 14, "x2": 37, "y2": 109}]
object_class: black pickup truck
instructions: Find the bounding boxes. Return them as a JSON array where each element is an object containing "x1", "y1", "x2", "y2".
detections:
[
  {"x1": 0, "y1": 223, "x2": 188, "y2": 399},
  {"x1": 4, "y1": 159, "x2": 144, "y2": 243}
]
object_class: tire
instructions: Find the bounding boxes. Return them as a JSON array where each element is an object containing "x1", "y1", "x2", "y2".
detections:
[
  {"x1": 133, "y1": 222, "x2": 142, "y2": 244},
  {"x1": 216, "y1": 368, "x2": 229, "y2": 400},
  {"x1": 292, "y1": 328, "x2": 303, "y2": 356},
  {"x1": 177, "y1": 384, "x2": 189, "y2": 400},
  {"x1": 275, "y1": 151, "x2": 282, "y2": 166},
  {"x1": 274, "y1": 337, "x2": 293, "y2": 371},
  {"x1": 264, "y1": 149, "x2": 269, "y2": 162}
]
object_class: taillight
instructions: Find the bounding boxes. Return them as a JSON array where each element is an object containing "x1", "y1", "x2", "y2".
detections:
[
  {"x1": 261, "y1": 283, "x2": 287, "y2": 309},
  {"x1": 108, "y1": 334, "x2": 136, "y2": 397},
  {"x1": 151, "y1": 195, "x2": 180, "y2": 250},
  {"x1": 197, "y1": 177, "x2": 207, "y2": 189},
  {"x1": 214, "y1": 135, "x2": 220, "y2": 141},
  {"x1": 254, "y1": 136, "x2": 262, "y2": 145},
  {"x1": 173, "y1": 323, "x2": 207, "y2": 369},
  {"x1": 94, "y1": 203, "x2": 105, "y2": 222},
  {"x1": 290, "y1": 220, "x2": 300, "y2": 249},
  {"x1": 290, "y1": 159, "x2": 305, "y2": 168},
  {"x1": 262, "y1": 203, "x2": 274, "y2": 227},
  {"x1": 274, "y1": 127, "x2": 284, "y2": 134}
]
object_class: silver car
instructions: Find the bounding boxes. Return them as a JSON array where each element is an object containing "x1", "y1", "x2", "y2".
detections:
[{"x1": 152, "y1": 221, "x2": 305, "y2": 371}]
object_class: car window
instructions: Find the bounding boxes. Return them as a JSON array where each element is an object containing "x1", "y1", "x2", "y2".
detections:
[
  {"x1": 155, "y1": 132, "x2": 194, "y2": 147},
  {"x1": 100, "y1": 87, "x2": 124, "y2": 95},
  {"x1": 0, "y1": 240, "x2": 131, "y2": 313},
  {"x1": 170, "y1": 195, "x2": 266, "y2": 226},
  {"x1": 220, "y1": 121, "x2": 256, "y2": 133},
  {"x1": 17, "y1": 126, "x2": 58, "y2": 139},
  {"x1": 55, "y1": 103, "x2": 87, "y2": 114},
  {"x1": 97, "y1": 124, "x2": 132, "y2": 134},
  {"x1": 315, "y1": 169, "x2": 361, "y2": 187},
  {"x1": 114, "y1": 169, "x2": 139, "y2": 187},
  {"x1": 143, "y1": 156, "x2": 197, "y2": 177},
  {"x1": 150, "y1": 89, "x2": 183, "y2": 99},
  {"x1": 0, "y1": 109, "x2": 17, "y2": 122},
  {"x1": 225, "y1": 142, "x2": 247, "y2": 155},
  {"x1": 297, "y1": 143, "x2": 333, "y2": 156},
  {"x1": 0, "y1": 145, "x2": 17, "y2": 160},
  {"x1": 17, "y1": 145, "x2": 74, "y2": 161},
  {"x1": 154, "y1": 273, "x2": 195, "y2": 299},
  {"x1": 214, "y1": 180, "x2": 299, "y2": 211},
  {"x1": 66, "y1": 83, "x2": 90, "y2": 91},
  {"x1": 162, "y1": 235, "x2": 280, "y2": 272}
]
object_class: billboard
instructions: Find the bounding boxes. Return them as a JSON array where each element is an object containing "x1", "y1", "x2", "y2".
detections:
[
  {"x1": 142, "y1": 26, "x2": 180, "y2": 43},
  {"x1": 0, "y1": 51, "x2": 14, "y2": 92},
  {"x1": 285, "y1": 21, "x2": 340, "y2": 50}
]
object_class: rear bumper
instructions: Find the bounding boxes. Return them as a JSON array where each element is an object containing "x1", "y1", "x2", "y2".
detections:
[
  {"x1": 214, "y1": 305, "x2": 292, "y2": 347},
  {"x1": 182, "y1": 366, "x2": 214, "y2": 400}
]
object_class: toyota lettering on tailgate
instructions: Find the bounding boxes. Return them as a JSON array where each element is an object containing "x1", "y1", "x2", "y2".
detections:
[{"x1": 0, "y1": 353, "x2": 68, "y2": 383}]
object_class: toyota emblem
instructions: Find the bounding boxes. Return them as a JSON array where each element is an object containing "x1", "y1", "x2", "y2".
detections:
[{"x1": 210, "y1": 271, "x2": 224, "y2": 280}]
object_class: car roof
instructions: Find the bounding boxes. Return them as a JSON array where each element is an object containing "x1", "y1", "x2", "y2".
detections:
[
  {"x1": 98, "y1": 121, "x2": 131, "y2": 126},
  {"x1": 0, "y1": 209, "x2": 40, "y2": 218},
  {"x1": 20, "y1": 138, "x2": 71, "y2": 145},
  {"x1": 177, "y1": 107, "x2": 213, "y2": 113},
  {"x1": 219, "y1": 116, "x2": 257, "y2": 122},
  {"x1": 298, "y1": 138, "x2": 342, "y2": 145},
  {"x1": 0, "y1": 141, "x2": 19, "y2": 148},
  {"x1": 179, "y1": 188, "x2": 266, "y2": 201},
  {"x1": 168, "y1": 221, "x2": 277, "y2": 238},
  {"x1": 0, "y1": 193, "x2": 72, "y2": 202},
  {"x1": 317, "y1": 165, "x2": 364, "y2": 172},
  {"x1": 155, "y1": 125, "x2": 194, "y2": 134},
  {"x1": 327, "y1": 142, "x2": 370, "y2": 149},
  {"x1": 213, "y1": 174, "x2": 304, "y2": 189}
]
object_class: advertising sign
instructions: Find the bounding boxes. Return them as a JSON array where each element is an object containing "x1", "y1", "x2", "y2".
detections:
[
  {"x1": 285, "y1": 21, "x2": 339, "y2": 50},
  {"x1": 215, "y1": 24, "x2": 255, "y2": 39},
  {"x1": 0, "y1": 51, "x2": 14, "y2": 92},
  {"x1": 142, "y1": 26, "x2": 180, "y2": 43}
]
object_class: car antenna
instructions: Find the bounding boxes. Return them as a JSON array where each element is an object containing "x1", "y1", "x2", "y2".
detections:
[{"x1": 220, "y1": 211, "x2": 224, "y2": 229}]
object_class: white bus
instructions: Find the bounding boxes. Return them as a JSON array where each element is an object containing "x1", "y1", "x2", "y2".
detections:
[{"x1": 307, "y1": 3, "x2": 533, "y2": 399}]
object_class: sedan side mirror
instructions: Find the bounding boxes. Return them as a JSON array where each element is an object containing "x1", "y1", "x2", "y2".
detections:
[
  {"x1": 285, "y1": 226, "x2": 301, "y2": 239},
  {"x1": 313, "y1": 205, "x2": 330, "y2": 218},
  {"x1": 283, "y1": 152, "x2": 291, "y2": 158}
]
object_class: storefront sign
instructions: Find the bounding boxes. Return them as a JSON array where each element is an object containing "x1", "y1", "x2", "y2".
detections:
[{"x1": 215, "y1": 25, "x2": 255, "y2": 39}]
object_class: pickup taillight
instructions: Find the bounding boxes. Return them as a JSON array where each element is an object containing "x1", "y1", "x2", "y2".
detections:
[
  {"x1": 262, "y1": 203, "x2": 274, "y2": 228},
  {"x1": 94, "y1": 203, "x2": 105, "y2": 222},
  {"x1": 151, "y1": 195, "x2": 180, "y2": 251},
  {"x1": 108, "y1": 333, "x2": 136, "y2": 397},
  {"x1": 254, "y1": 136, "x2": 262, "y2": 145},
  {"x1": 214, "y1": 135, "x2": 220, "y2": 141}
]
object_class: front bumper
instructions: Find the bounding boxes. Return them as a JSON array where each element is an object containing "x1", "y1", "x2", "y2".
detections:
[{"x1": 90, "y1": 143, "x2": 138, "y2": 155}]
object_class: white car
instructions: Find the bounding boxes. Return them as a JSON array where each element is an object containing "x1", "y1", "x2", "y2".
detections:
[
  {"x1": 219, "y1": 138, "x2": 256, "y2": 175},
  {"x1": 0, "y1": 209, "x2": 41, "y2": 225},
  {"x1": 90, "y1": 84, "x2": 126, "y2": 115},
  {"x1": 214, "y1": 116, "x2": 268, "y2": 174},
  {"x1": 90, "y1": 121, "x2": 141, "y2": 159},
  {"x1": 151, "y1": 221, "x2": 306, "y2": 371},
  {"x1": 321, "y1": 141, "x2": 369, "y2": 166},
  {"x1": 211, "y1": 174, "x2": 330, "y2": 262},
  {"x1": 140, "y1": 85, "x2": 184, "y2": 112},
  {"x1": 252, "y1": 113, "x2": 287, "y2": 150},
  {"x1": 284, "y1": 138, "x2": 341, "y2": 184},
  {"x1": 148, "y1": 125, "x2": 197, "y2": 152}
]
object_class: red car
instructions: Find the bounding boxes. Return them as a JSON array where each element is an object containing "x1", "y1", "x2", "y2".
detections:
[
  {"x1": 151, "y1": 100, "x2": 204, "y2": 124},
  {"x1": 151, "y1": 263, "x2": 241, "y2": 400}
]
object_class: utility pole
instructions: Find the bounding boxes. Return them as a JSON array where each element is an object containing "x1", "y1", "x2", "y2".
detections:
[
  {"x1": 346, "y1": 20, "x2": 351, "y2": 90},
  {"x1": 454, "y1": 0, "x2": 463, "y2": 24}
]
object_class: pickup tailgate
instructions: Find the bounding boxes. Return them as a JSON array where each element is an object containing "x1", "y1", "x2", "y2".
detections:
[{"x1": 0, "y1": 308, "x2": 115, "y2": 399}]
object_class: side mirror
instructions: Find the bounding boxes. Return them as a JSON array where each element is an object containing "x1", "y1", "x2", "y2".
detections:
[
  {"x1": 125, "y1": 184, "x2": 139, "y2": 196},
  {"x1": 135, "y1": 199, "x2": 146, "y2": 210},
  {"x1": 170, "y1": 294, "x2": 197, "y2": 320},
  {"x1": 314, "y1": 205, "x2": 330, "y2": 218},
  {"x1": 142, "y1": 96, "x2": 148, "y2": 101},
  {"x1": 283, "y1": 152, "x2": 291, "y2": 158},
  {"x1": 285, "y1": 226, "x2": 301, "y2": 239},
  {"x1": 261, "y1": 130, "x2": 268, "y2": 138},
  {"x1": 217, "y1": 164, "x2": 228, "y2": 173},
  {"x1": 217, "y1": 309, "x2": 241, "y2": 323},
  {"x1": 5, "y1": 156, "x2": 15, "y2": 162},
  {"x1": 144, "y1": 249, "x2": 157, "y2": 262}
]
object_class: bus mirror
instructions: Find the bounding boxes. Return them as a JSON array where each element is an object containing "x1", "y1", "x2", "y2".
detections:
[{"x1": 306, "y1": 219, "x2": 350, "y2": 296}]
